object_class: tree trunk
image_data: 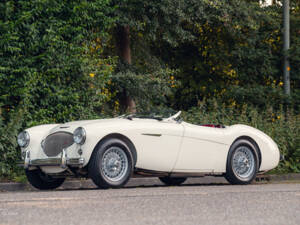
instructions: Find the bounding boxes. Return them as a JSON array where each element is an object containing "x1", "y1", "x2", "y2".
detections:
[
  {"x1": 118, "y1": 25, "x2": 136, "y2": 113},
  {"x1": 119, "y1": 26, "x2": 132, "y2": 64}
]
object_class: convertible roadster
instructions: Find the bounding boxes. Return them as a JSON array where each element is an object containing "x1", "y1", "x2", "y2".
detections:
[{"x1": 17, "y1": 111, "x2": 280, "y2": 189}]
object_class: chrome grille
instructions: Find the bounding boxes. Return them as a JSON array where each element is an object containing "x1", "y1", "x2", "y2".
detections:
[{"x1": 44, "y1": 132, "x2": 74, "y2": 157}]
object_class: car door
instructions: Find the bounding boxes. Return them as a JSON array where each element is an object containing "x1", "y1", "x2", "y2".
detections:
[
  {"x1": 172, "y1": 122, "x2": 228, "y2": 173},
  {"x1": 127, "y1": 119, "x2": 184, "y2": 172}
]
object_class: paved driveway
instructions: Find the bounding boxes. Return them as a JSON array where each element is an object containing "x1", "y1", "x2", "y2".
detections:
[{"x1": 0, "y1": 178, "x2": 299, "y2": 225}]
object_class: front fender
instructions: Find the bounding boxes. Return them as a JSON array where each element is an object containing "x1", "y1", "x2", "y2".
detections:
[
  {"x1": 22, "y1": 124, "x2": 59, "y2": 160},
  {"x1": 79, "y1": 120, "x2": 135, "y2": 167}
]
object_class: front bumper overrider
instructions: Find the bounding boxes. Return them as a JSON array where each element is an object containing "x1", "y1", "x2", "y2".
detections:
[{"x1": 18, "y1": 149, "x2": 85, "y2": 169}]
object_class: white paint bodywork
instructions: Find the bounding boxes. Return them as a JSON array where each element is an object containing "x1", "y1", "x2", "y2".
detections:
[{"x1": 21, "y1": 116, "x2": 280, "y2": 175}]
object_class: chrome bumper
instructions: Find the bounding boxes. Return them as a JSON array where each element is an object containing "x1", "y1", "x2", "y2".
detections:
[{"x1": 19, "y1": 149, "x2": 85, "y2": 169}]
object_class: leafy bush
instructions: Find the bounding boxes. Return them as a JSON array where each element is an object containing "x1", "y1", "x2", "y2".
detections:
[
  {"x1": 0, "y1": 110, "x2": 22, "y2": 177},
  {"x1": 0, "y1": 0, "x2": 115, "y2": 178}
]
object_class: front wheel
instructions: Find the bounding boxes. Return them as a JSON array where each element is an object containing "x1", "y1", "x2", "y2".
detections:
[
  {"x1": 159, "y1": 177, "x2": 187, "y2": 186},
  {"x1": 25, "y1": 169, "x2": 65, "y2": 190},
  {"x1": 225, "y1": 139, "x2": 259, "y2": 185},
  {"x1": 89, "y1": 138, "x2": 133, "y2": 189}
]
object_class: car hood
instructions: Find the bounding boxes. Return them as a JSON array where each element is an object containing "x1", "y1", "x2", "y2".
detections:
[
  {"x1": 48, "y1": 118, "x2": 123, "y2": 134},
  {"x1": 47, "y1": 117, "x2": 171, "y2": 136}
]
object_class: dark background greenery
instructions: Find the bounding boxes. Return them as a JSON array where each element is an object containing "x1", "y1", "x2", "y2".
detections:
[{"x1": 0, "y1": 0, "x2": 299, "y2": 179}]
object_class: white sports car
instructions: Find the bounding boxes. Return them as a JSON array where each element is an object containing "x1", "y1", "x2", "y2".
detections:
[{"x1": 17, "y1": 111, "x2": 280, "y2": 189}]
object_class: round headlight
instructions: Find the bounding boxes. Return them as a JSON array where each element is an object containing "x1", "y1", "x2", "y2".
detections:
[
  {"x1": 73, "y1": 127, "x2": 86, "y2": 145},
  {"x1": 17, "y1": 131, "x2": 30, "y2": 148}
]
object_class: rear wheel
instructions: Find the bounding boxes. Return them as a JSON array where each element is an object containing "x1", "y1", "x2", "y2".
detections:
[
  {"x1": 225, "y1": 139, "x2": 259, "y2": 185},
  {"x1": 89, "y1": 138, "x2": 133, "y2": 189},
  {"x1": 25, "y1": 169, "x2": 65, "y2": 190},
  {"x1": 159, "y1": 177, "x2": 187, "y2": 186}
]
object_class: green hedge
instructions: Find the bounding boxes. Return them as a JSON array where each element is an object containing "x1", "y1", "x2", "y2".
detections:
[{"x1": 0, "y1": 0, "x2": 115, "y2": 178}]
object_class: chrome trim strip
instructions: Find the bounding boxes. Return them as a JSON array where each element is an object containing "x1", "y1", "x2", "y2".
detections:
[
  {"x1": 28, "y1": 158, "x2": 85, "y2": 167},
  {"x1": 21, "y1": 147, "x2": 85, "y2": 168},
  {"x1": 67, "y1": 158, "x2": 85, "y2": 165},
  {"x1": 24, "y1": 150, "x2": 30, "y2": 169},
  {"x1": 141, "y1": 133, "x2": 162, "y2": 137},
  {"x1": 61, "y1": 149, "x2": 67, "y2": 168},
  {"x1": 30, "y1": 158, "x2": 61, "y2": 166}
]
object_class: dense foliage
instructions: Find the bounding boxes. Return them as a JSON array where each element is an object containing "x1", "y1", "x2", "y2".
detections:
[
  {"x1": 155, "y1": 2, "x2": 298, "y2": 110},
  {"x1": 0, "y1": 0, "x2": 115, "y2": 176},
  {"x1": 0, "y1": 0, "x2": 299, "y2": 179}
]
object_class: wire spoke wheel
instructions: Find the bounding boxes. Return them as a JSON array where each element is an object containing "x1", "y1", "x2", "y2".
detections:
[
  {"x1": 232, "y1": 146, "x2": 255, "y2": 179},
  {"x1": 101, "y1": 146, "x2": 129, "y2": 182},
  {"x1": 225, "y1": 139, "x2": 259, "y2": 185},
  {"x1": 89, "y1": 138, "x2": 134, "y2": 189}
]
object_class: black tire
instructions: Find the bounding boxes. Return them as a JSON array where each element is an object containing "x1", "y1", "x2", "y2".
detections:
[
  {"x1": 225, "y1": 139, "x2": 259, "y2": 185},
  {"x1": 25, "y1": 169, "x2": 65, "y2": 190},
  {"x1": 89, "y1": 138, "x2": 134, "y2": 189},
  {"x1": 159, "y1": 177, "x2": 187, "y2": 186}
]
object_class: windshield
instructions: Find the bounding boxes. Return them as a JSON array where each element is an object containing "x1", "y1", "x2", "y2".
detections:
[{"x1": 119, "y1": 109, "x2": 180, "y2": 121}]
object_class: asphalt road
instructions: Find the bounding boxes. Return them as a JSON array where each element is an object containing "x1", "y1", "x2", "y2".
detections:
[{"x1": 0, "y1": 178, "x2": 300, "y2": 225}]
